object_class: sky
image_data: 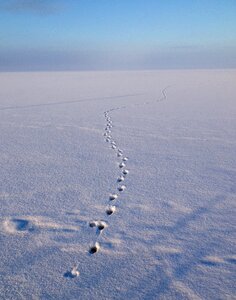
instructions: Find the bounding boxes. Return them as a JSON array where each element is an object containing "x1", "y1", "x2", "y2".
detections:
[{"x1": 0, "y1": 0, "x2": 236, "y2": 71}]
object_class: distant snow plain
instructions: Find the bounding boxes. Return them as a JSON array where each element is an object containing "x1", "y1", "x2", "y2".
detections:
[{"x1": 0, "y1": 70, "x2": 235, "y2": 299}]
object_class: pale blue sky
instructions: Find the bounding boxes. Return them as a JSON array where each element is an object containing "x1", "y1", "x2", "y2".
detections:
[{"x1": 0, "y1": 0, "x2": 236, "y2": 70}]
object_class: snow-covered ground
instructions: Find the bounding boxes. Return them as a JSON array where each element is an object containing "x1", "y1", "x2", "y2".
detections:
[{"x1": 0, "y1": 70, "x2": 235, "y2": 299}]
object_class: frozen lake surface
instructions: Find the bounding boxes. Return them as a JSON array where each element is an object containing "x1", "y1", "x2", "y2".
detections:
[{"x1": 0, "y1": 70, "x2": 235, "y2": 299}]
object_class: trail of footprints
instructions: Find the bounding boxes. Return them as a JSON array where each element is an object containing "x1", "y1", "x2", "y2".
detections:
[
  {"x1": 66, "y1": 88, "x2": 169, "y2": 277},
  {"x1": 87, "y1": 109, "x2": 129, "y2": 254},
  {"x1": 67, "y1": 109, "x2": 130, "y2": 277}
]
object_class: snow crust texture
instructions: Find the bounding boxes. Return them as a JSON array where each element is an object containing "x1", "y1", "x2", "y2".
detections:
[{"x1": 0, "y1": 70, "x2": 235, "y2": 299}]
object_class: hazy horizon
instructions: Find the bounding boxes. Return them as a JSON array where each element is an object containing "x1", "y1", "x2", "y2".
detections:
[{"x1": 0, "y1": 0, "x2": 236, "y2": 71}]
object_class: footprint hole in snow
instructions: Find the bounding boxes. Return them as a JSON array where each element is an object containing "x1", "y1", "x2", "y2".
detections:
[
  {"x1": 89, "y1": 221, "x2": 97, "y2": 228},
  {"x1": 64, "y1": 265, "x2": 80, "y2": 278},
  {"x1": 97, "y1": 221, "x2": 107, "y2": 231},
  {"x1": 118, "y1": 185, "x2": 126, "y2": 192},
  {"x1": 98, "y1": 224, "x2": 105, "y2": 231},
  {"x1": 106, "y1": 205, "x2": 116, "y2": 215},
  {"x1": 117, "y1": 176, "x2": 125, "y2": 182},
  {"x1": 89, "y1": 242, "x2": 100, "y2": 254},
  {"x1": 123, "y1": 169, "x2": 129, "y2": 175},
  {"x1": 7, "y1": 218, "x2": 33, "y2": 232},
  {"x1": 119, "y1": 162, "x2": 126, "y2": 168},
  {"x1": 109, "y1": 194, "x2": 118, "y2": 201}
]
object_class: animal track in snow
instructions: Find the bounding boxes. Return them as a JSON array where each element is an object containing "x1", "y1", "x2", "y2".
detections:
[
  {"x1": 4, "y1": 218, "x2": 32, "y2": 233},
  {"x1": 97, "y1": 221, "x2": 107, "y2": 231},
  {"x1": 117, "y1": 185, "x2": 126, "y2": 192},
  {"x1": 89, "y1": 242, "x2": 100, "y2": 254},
  {"x1": 109, "y1": 194, "x2": 118, "y2": 201},
  {"x1": 64, "y1": 87, "x2": 169, "y2": 276},
  {"x1": 89, "y1": 220, "x2": 107, "y2": 232},
  {"x1": 122, "y1": 169, "x2": 129, "y2": 175},
  {"x1": 119, "y1": 162, "x2": 126, "y2": 168},
  {"x1": 64, "y1": 265, "x2": 80, "y2": 278},
  {"x1": 117, "y1": 175, "x2": 125, "y2": 182},
  {"x1": 106, "y1": 205, "x2": 116, "y2": 215},
  {"x1": 89, "y1": 221, "x2": 97, "y2": 228},
  {"x1": 2, "y1": 216, "x2": 80, "y2": 235}
]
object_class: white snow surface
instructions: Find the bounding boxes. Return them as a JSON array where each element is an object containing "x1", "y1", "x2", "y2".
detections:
[{"x1": 0, "y1": 70, "x2": 235, "y2": 299}]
